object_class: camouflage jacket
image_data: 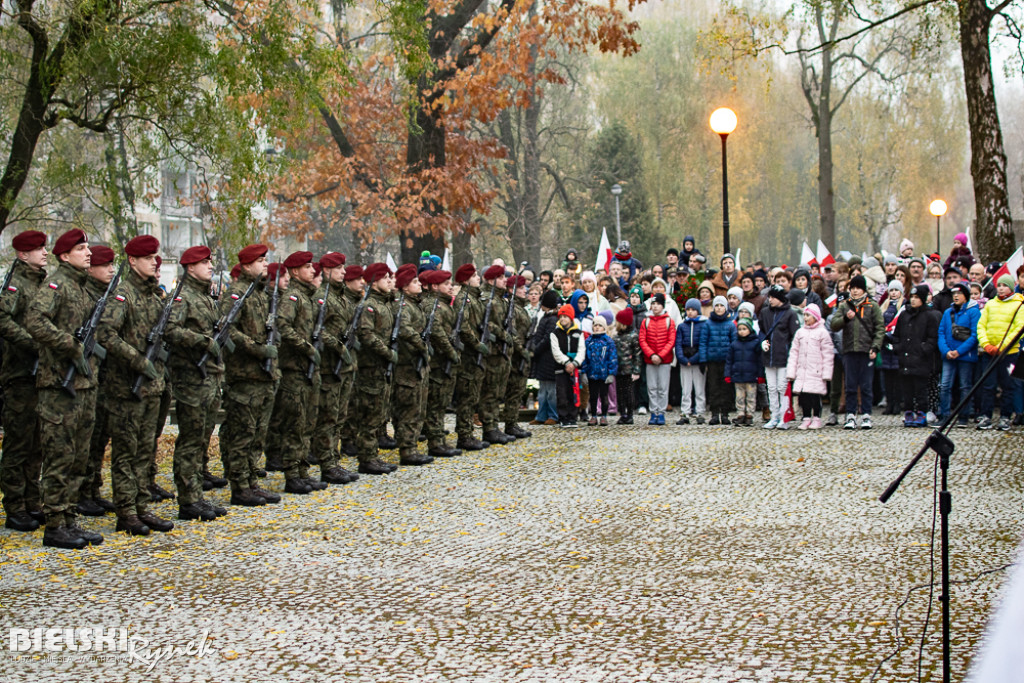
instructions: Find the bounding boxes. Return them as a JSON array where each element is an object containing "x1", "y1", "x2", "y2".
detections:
[
  {"x1": 355, "y1": 287, "x2": 395, "y2": 386},
  {"x1": 395, "y1": 292, "x2": 427, "y2": 365},
  {"x1": 222, "y1": 271, "x2": 279, "y2": 384},
  {"x1": 0, "y1": 259, "x2": 46, "y2": 384},
  {"x1": 508, "y1": 295, "x2": 532, "y2": 371},
  {"x1": 456, "y1": 285, "x2": 484, "y2": 352},
  {"x1": 165, "y1": 274, "x2": 222, "y2": 381},
  {"x1": 84, "y1": 275, "x2": 111, "y2": 387},
  {"x1": 314, "y1": 279, "x2": 345, "y2": 379},
  {"x1": 421, "y1": 291, "x2": 458, "y2": 370},
  {"x1": 276, "y1": 277, "x2": 317, "y2": 374},
  {"x1": 25, "y1": 262, "x2": 100, "y2": 392},
  {"x1": 96, "y1": 268, "x2": 167, "y2": 399},
  {"x1": 614, "y1": 328, "x2": 643, "y2": 377},
  {"x1": 479, "y1": 282, "x2": 510, "y2": 355},
  {"x1": 336, "y1": 284, "x2": 364, "y2": 375}
]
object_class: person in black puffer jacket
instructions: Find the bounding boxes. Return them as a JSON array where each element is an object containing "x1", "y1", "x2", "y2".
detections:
[
  {"x1": 757, "y1": 285, "x2": 800, "y2": 428},
  {"x1": 529, "y1": 290, "x2": 561, "y2": 424},
  {"x1": 895, "y1": 284, "x2": 939, "y2": 426}
]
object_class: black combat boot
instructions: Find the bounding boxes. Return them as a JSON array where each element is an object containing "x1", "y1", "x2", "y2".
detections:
[
  {"x1": 306, "y1": 453, "x2": 319, "y2": 466},
  {"x1": 358, "y1": 458, "x2": 396, "y2": 475},
  {"x1": 264, "y1": 455, "x2": 284, "y2": 472},
  {"x1": 378, "y1": 434, "x2": 398, "y2": 450},
  {"x1": 341, "y1": 442, "x2": 358, "y2": 457},
  {"x1": 399, "y1": 448, "x2": 434, "y2": 466},
  {"x1": 138, "y1": 511, "x2": 174, "y2": 532},
  {"x1": 147, "y1": 483, "x2": 175, "y2": 502},
  {"x1": 202, "y1": 471, "x2": 228, "y2": 489},
  {"x1": 198, "y1": 500, "x2": 228, "y2": 517},
  {"x1": 456, "y1": 436, "x2": 489, "y2": 451},
  {"x1": 300, "y1": 478, "x2": 328, "y2": 491},
  {"x1": 5, "y1": 511, "x2": 40, "y2": 532},
  {"x1": 67, "y1": 520, "x2": 104, "y2": 545},
  {"x1": 43, "y1": 524, "x2": 88, "y2": 549},
  {"x1": 284, "y1": 478, "x2": 313, "y2": 494},
  {"x1": 178, "y1": 503, "x2": 217, "y2": 521},
  {"x1": 230, "y1": 488, "x2": 267, "y2": 507},
  {"x1": 76, "y1": 499, "x2": 106, "y2": 517},
  {"x1": 504, "y1": 423, "x2": 532, "y2": 439},
  {"x1": 482, "y1": 429, "x2": 514, "y2": 445},
  {"x1": 321, "y1": 467, "x2": 353, "y2": 485},
  {"x1": 250, "y1": 485, "x2": 281, "y2": 504},
  {"x1": 201, "y1": 478, "x2": 214, "y2": 491},
  {"x1": 115, "y1": 514, "x2": 151, "y2": 536},
  {"x1": 427, "y1": 441, "x2": 462, "y2": 458},
  {"x1": 27, "y1": 509, "x2": 46, "y2": 524},
  {"x1": 93, "y1": 497, "x2": 116, "y2": 512}
]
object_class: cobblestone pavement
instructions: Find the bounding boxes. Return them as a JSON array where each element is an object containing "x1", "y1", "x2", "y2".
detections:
[{"x1": 1, "y1": 415, "x2": 1022, "y2": 682}]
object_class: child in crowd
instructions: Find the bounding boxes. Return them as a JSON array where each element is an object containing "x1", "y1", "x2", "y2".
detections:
[
  {"x1": 758, "y1": 285, "x2": 800, "y2": 429},
  {"x1": 830, "y1": 275, "x2": 884, "y2": 429},
  {"x1": 727, "y1": 287, "x2": 743, "y2": 317},
  {"x1": 879, "y1": 280, "x2": 904, "y2": 414},
  {"x1": 675, "y1": 299, "x2": 707, "y2": 424},
  {"x1": 551, "y1": 304, "x2": 586, "y2": 428},
  {"x1": 639, "y1": 293, "x2": 676, "y2": 425},
  {"x1": 725, "y1": 319, "x2": 763, "y2": 426},
  {"x1": 699, "y1": 296, "x2": 737, "y2": 425},
  {"x1": 895, "y1": 284, "x2": 939, "y2": 427},
  {"x1": 614, "y1": 308, "x2": 642, "y2": 425},
  {"x1": 581, "y1": 317, "x2": 618, "y2": 426},
  {"x1": 785, "y1": 304, "x2": 833, "y2": 429}
]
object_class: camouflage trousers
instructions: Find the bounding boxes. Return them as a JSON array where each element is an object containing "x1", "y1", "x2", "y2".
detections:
[
  {"x1": 391, "y1": 365, "x2": 428, "y2": 450},
  {"x1": 0, "y1": 379, "x2": 42, "y2": 515},
  {"x1": 38, "y1": 387, "x2": 97, "y2": 526},
  {"x1": 500, "y1": 370, "x2": 528, "y2": 427},
  {"x1": 351, "y1": 370, "x2": 392, "y2": 464},
  {"x1": 152, "y1": 382, "x2": 173, "y2": 484},
  {"x1": 81, "y1": 394, "x2": 109, "y2": 500},
  {"x1": 334, "y1": 370, "x2": 355, "y2": 450},
  {"x1": 171, "y1": 375, "x2": 222, "y2": 505},
  {"x1": 423, "y1": 365, "x2": 457, "y2": 447},
  {"x1": 454, "y1": 360, "x2": 484, "y2": 439},
  {"x1": 108, "y1": 392, "x2": 161, "y2": 516},
  {"x1": 312, "y1": 374, "x2": 352, "y2": 470},
  {"x1": 277, "y1": 371, "x2": 320, "y2": 480},
  {"x1": 219, "y1": 380, "x2": 276, "y2": 492},
  {"x1": 478, "y1": 355, "x2": 511, "y2": 431}
]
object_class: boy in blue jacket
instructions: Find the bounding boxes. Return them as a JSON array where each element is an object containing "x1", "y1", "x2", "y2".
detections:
[
  {"x1": 699, "y1": 296, "x2": 737, "y2": 425},
  {"x1": 675, "y1": 299, "x2": 707, "y2": 424},
  {"x1": 937, "y1": 282, "x2": 980, "y2": 426},
  {"x1": 581, "y1": 317, "x2": 618, "y2": 425},
  {"x1": 725, "y1": 319, "x2": 765, "y2": 425}
]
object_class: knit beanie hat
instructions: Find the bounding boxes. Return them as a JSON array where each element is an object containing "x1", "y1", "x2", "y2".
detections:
[
  {"x1": 652, "y1": 292, "x2": 666, "y2": 307},
  {"x1": 540, "y1": 289, "x2": 560, "y2": 309},
  {"x1": 629, "y1": 285, "x2": 644, "y2": 300},
  {"x1": 997, "y1": 273, "x2": 1015, "y2": 289},
  {"x1": 557, "y1": 304, "x2": 575, "y2": 319},
  {"x1": 849, "y1": 274, "x2": 867, "y2": 292},
  {"x1": 768, "y1": 285, "x2": 787, "y2": 302},
  {"x1": 685, "y1": 298, "x2": 701, "y2": 313},
  {"x1": 954, "y1": 233, "x2": 968, "y2": 246},
  {"x1": 900, "y1": 238, "x2": 914, "y2": 253},
  {"x1": 592, "y1": 316, "x2": 607, "y2": 331},
  {"x1": 803, "y1": 303, "x2": 822, "y2": 323},
  {"x1": 952, "y1": 282, "x2": 970, "y2": 298},
  {"x1": 888, "y1": 280, "x2": 904, "y2": 294},
  {"x1": 737, "y1": 319, "x2": 755, "y2": 333},
  {"x1": 787, "y1": 289, "x2": 806, "y2": 306},
  {"x1": 727, "y1": 286, "x2": 743, "y2": 300},
  {"x1": 615, "y1": 308, "x2": 634, "y2": 327},
  {"x1": 738, "y1": 301, "x2": 755, "y2": 318},
  {"x1": 721, "y1": 253, "x2": 736, "y2": 265},
  {"x1": 698, "y1": 282, "x2": 715, "y2": 299},
  {"x1": 712, "y1": 295, "x2": 728, "y2": 308},
  {"x1": 911, "y1": 284, "x2": 931, "y2": 302},
  {"x1": 599, "y1": 310, "x2": 614, "y2": 326},
  {"x1": 884, "y1": 254, "x2": 899, "y2": 265}
]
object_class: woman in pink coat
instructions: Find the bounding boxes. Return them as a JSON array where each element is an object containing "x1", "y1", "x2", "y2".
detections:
[{"x1": 785, "y1": 304, "x2": 834, "y2": 429}]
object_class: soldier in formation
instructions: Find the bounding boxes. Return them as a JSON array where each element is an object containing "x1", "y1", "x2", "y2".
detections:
[{"x1": 0, "y1": 230, "x2": 533, "y2": 547}]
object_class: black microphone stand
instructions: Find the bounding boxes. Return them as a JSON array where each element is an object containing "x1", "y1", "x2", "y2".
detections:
[{"x1": 879, "y1": 319, "x2": 1024, "y2": 683}]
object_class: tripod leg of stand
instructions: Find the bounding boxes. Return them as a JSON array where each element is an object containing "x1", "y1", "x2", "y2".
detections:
[{"x1": 940, "y1": 452, "x2": 951, "y2": 683}]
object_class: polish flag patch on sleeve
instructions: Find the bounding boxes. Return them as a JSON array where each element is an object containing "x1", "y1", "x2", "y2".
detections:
[
  {"x1": 48, "y1": 282, "x2": 59, "y2": 289},
  {"x1": 230, "y1": 294, "x2": 240, "y2": 300},
  {"x1": 6, "y1": 286, "x2": 16, "y2": 292},
  {"x1": 115, "y1": 295, "x2": 126, "y2": 302},
  {"x1": 289, "y1": 295, "x2": 298, "y2": 301},
  {"x1": 174, "y1": 297, "x2": 182, "y2": 302}
]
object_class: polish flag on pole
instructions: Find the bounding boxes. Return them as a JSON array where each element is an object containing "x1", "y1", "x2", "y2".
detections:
[
  {"x1": 441, "y1": 248, "x2": 451, "y2": 272},
  {"x1": 816, "y1": 240, "x2": 836, "y2": 268},
  {"x1": 990, "y1": 246, "x2": 1024, "y2": 285},
  {"x1": 596, "y1": 227, "x2": 613, "y2": 272},
  {"x1": 385, "y1": 252, "x2": 398, "y2": 272},
  {"x1": 801, "y1": 241, "x2": 817, "y2": 266}
]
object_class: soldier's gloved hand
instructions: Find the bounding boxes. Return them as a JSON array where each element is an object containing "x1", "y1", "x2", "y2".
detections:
[
  {"x1": 476, "y1": 342, "x2": 489, "y2": 355},
  {"x1": 141, "y1": 360, "x2": 159, "y2": 381},
  {"x1": 71, "y1": 345, "x2": 90, "y2": 377},
  {"x1": 340, "y1": 346, "x2": 353, "y2": 366},
  {"x1": 223, "y1": 336, "x2": 235, "y2": 353},
  {"x1": 390, "y1": 350, "x2": 399, "y2": 366},
  {"x1": 309, "y1": 347, "x2": 321, "y2": 367},
  {"x1": 449, "y1": 351, "x2": 461, "y2": 365},
  {"x1": 206, "y1": 337, "x2": 221, "y2": 357},
  {"x1": 262, "y1": 344, "x2": 278, "y2": 360}
]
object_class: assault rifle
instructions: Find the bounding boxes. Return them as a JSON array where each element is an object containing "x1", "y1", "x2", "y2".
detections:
[
  {"x1": 334, "y1": 286, "x2": 370, "y2": 376},
  {"x1": 384, "y1": 293, "x2": 405, "y2": 382},
  {"x1": 415, "y1": 296, "x2": 440, "y2": 373},
  {"x1": 475, "y1": 285, "x2": 497, "y2": 368},
  {"x1": 306, "y1": 279, "x2": 330, "y2": 380},
  {"x1": 443, "y1": 288, "x2": 470, "y2": 378},
  {"x1": 500, "y1": 261, "x2": 529, "y2": 358},
  {"x1": 263, "y1": 265, "x2": 281, "y2": 375},
  {"x1": 197, "y1": 278, "x2": 257, "y2": 378},
  {"x1": 61, "y1": 262, "x2": 125, "y2": 397},
  {"x1": 131, "y1": 277, "x2": 186, "y2": 398}
]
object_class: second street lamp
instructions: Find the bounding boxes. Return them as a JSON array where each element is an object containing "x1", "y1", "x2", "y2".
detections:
[
  {"x1": 930, "y1": 199, "x2": 948, "y2": 255},
  {"x1": 611, "y1": 183, "x2": 623, "y2": 246},
  {"x1": 709, "y1": 108, "x2": 738, "y2": 255}
]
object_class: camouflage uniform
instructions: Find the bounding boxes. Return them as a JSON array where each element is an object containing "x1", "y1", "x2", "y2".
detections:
[
  {"x1": 454, "y1": 285, "x2": 486, "y2": 441},
  {"x1": 95, "y1": 269, "x2": 167, "y2": 517},
  {"x1": 310, "y1": 281, "x2": 351, "y2": 471},
  {"x1": 352, "y1": 287, "x2": 396, "y2": 465},
  {"x1": 390, "y1": 293, "x2": 429, "y2": 453},
  {"x1": 422, "y1": 290, "x2": 460, "y2": 450},
  {"x1": 81, "y1": 275, "x2": 110, "y2": 502},
  {"x1": 334, "y1": 285, "x2": 362, "y2": 453},
  {"x1": 25, "y1": 262, "x2": 100, "y2": 527},
  {"x1": 500, "y1": 293, "x2": 533, "y2": 432},
  {"x1": 219, "y1": 271, "x2": 279, "y2": 493},
  {"x1": 164, "y1": 274, "x2": 223, "y2": 506},
  {"x1": 477, "y1": 282, "x2": 512, "y2": 433},
  {"x1": 275, "y1": 278, "x2": 321, "y2": 481},
  {"x1": 0, "y1": 259, "x2": 46, "y2": 517}
]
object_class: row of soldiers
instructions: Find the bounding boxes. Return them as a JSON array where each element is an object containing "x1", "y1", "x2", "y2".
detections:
[{"x1": 0, "y1": 229, "x2": 535, "y2": 549}]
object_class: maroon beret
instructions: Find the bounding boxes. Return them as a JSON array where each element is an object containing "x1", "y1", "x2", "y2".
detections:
[
  {"x1": 418, "y1": 270, "x2": 439, "y2": 286},
  {"x1": 343, "y1": 265, "x2": 364, "y2": 282},
  {"x1": 237, "y1": 244, "x2": 268, "y2": 265},
  {"x1": 53, "y1": 229, "x2": 87, "y2": 256},
  {"x1": 155, "y1": 255, "x2": 162, "y2": 269},
  {"x1": 483, "y1": 264, "x2": 506, "y2": 280},
  {"x1": 454, "y1": 264, "x2": 476, "y2": 284},
  {"x1": 267, "y1": 262, "x2": 285, "y2": 280},
  {"x1": 319, "y1": 252, "x2": 346, "y2": 268},
  {"x1": 11, "y1": 230, "x2": 46, "y2": 252},
  {"x1": 283, "y1": 251, "x2": 313, "y2": 269},
  {"x1": 89, "y1": 245, "x2": 115, "y2": 266},
  {"x1": 312, "y1": 263, "x2": 322, "y2": 278},
  {"x1": 364, "y1": 262, "x2": 392, "y2": 284},
  {"x1": 433, "y1": 269, "x2": 452, "y2": 284},
  {"x1": 180, "y1": 245, "x2": 212, "y2": 266},
  {"x1": 230, "y1": 264, "x2": 241, "y2": 280},
  {"x1": 125, "y1": 235, "x2": 160, "y2": 257},
  {"x1": 509, "y1": 275, "x2": 527, "y2": 288},
  {"x1": 395, "y1": 266, "x2": 418, "y2": 290}
]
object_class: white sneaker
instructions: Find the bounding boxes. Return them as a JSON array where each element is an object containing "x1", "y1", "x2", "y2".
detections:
[
  {"x1": 776, "y1": 420, "x2": 792, "y2": 430},
  {"x1": 844, "y1": 413, "x2": 857, "y2": 429},
  {"x1": 860, "y1": 414, "x2": 872, "y2": 429},
  {"x1": 797, "y1": 417, "x2": 812, "y2": 430},
  {"x1": 762, "y1": 418, "x2": 779, "y2": 429},
  {"x1": 926, "y1": 411, "x2": 937, "y2": 424},
  {"x1": 637, "y1": 406, "x2": 648, "y2": 415}
]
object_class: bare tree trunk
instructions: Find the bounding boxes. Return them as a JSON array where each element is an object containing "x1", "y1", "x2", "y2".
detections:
[
  {"x1": 959, "y1": 0, "x2": 1014, "y2": 263},
  {"x1": 452, "y1": 227, "x2": 473, "y2": 267},
  {"x1": 818, "y1": 96, "x2": 836, "y2": 252},
  {"x1": 402, "y1": 89, "x2": 447, "y2": 264}
]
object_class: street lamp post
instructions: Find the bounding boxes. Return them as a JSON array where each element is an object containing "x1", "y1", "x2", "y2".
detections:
[
  {"x1": 611, "y1": 183, "x2": 623, "y2": 246},
  {"x1": 930, "y1": 199, "x2": 948, "y2": 255},
  {"x1": 709, "y1": 108, "x2": 738, "y2": 255}
]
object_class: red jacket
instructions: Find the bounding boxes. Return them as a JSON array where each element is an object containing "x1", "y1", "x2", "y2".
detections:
[{"x1": 639, "y1": 312, "x2": 676, "y2": 364}]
